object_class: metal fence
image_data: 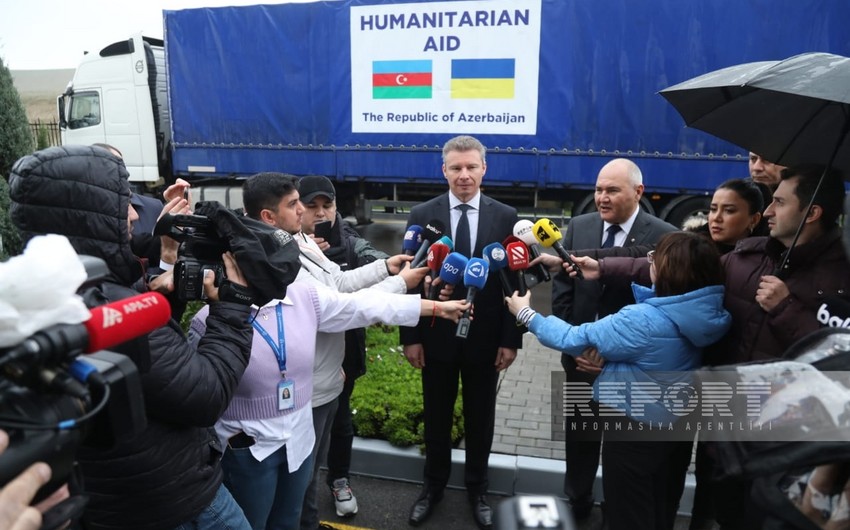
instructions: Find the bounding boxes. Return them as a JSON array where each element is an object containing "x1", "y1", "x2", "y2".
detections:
[{"x1": 28, "y1": 120, "x2": 61, "y2": 148}]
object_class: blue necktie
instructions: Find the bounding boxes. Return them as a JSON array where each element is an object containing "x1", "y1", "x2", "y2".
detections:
[
  {"x1": 602, "y1": 225, "x2": 621, "y2": 248},
  {"x1": 455, "y1": 204, "x2": 472, "y2": 257}
]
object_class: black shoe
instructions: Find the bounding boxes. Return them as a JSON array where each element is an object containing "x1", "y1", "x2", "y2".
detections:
[
  {"x1": 469, "y1": 495, "x2": 493, "y2": 530},
  {"x1": 567, "y1": 496, "x2": 594, "y2": 521},
  {"x1": 408, "y1": 489, "x2": 443, "y2": 527}
]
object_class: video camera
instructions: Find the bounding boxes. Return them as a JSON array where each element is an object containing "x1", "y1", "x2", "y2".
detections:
[
  {"x1": 155, "y1": 213, "x2": 229, "y2": 301},
  {"x1": 0, "y1": 253, "x2": 152, "y2": 506}
]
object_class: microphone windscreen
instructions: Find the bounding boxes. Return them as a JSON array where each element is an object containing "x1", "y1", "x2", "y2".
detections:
[
  {"x1": 463, "y1": 258, "x2": 489, "y2": 290},
  {"x1": 482, "y1": 243, "x2": 508, "y2": 270},
  {"x1": 423, "y1": 219, "x2": 445, "y2": 243},
  {"x1": 513, "y1": 219, "x2": 537, "y2": 246},
  {"x1": 439, "y1": 252, "x2": 468, "y2": 285},
  {"x1": 818, "y1": 296, "x2": 850, "y2": 328},
  {"x1": 427, "y1": 243, "x2": 451, "y2": 273},
  {"x1": 502, "y1": 234, "x2": 521, "y2": 248},
  {"x1": 84, "y1": 292, "x2": 171, "y2": 352},
  {"x1": 506, "y1": 241, "x2": 530, "y2": 271},
  {"x1": 402, "y1": 225, "x2": 423, "y2": 254},
  {"x1": 436, "y1": 235, "x2": 454, "y2": 251},
  {"x1": 532, "y1": 218, "x2": 563, "y2": 248}
]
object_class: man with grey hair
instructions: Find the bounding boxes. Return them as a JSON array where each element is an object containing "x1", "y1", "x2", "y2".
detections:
[
  {"x1": 551, "y1": 158, "x2": 677, "y2": 521},
  {"x1": 401, "y1": 135, "x2": 523, "y2": 529}
]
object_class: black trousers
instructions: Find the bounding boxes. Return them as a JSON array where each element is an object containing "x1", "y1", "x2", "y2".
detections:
[
  {"x1": 326, "y1": 374, "x2": 356, "y2": 484},
  {"x1": 421, "y1": 355, "x2": 498, "y2": 496},
  {"x1": 562, "y1": 354, "x2": 602, "y2": 505},
  {"x1": 602, "y1": 419, "x2": 692, "y2": 530}
]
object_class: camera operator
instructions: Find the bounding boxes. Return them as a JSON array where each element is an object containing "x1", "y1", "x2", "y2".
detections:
[{"x1": 8, "y1": 146, "x2": 257, "y2": 530}]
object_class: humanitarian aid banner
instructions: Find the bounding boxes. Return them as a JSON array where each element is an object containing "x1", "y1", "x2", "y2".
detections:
[{"x1": 350, "y1": 0, "x2": 542, "y2": 135}]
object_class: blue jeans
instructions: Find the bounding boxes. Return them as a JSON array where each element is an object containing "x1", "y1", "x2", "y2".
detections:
[
  {"x1": 223, "y1": 444, "x2": 315, "y2": 530},
  {"x1": 172, "y1": 484, "x2": 251, "y2": 530}
]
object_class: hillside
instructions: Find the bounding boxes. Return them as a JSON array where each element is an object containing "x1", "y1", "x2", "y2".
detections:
[{"x1": 11, "y1": 69, "x2": 75, "y2": 122}]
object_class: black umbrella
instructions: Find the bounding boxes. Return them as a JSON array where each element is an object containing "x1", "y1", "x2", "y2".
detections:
[{"x1": 660, "y1": 52, "x2": 850, "y2": 174}]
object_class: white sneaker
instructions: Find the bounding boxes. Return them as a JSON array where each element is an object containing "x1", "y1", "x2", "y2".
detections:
[{"x1": 330, "y1": 478, "x2": 358, "y2": 517}]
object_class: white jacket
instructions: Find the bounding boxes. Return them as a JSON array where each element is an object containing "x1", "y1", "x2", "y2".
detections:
[{"x1": 294, "y1": 232, "x2": 407, "y2": 406}]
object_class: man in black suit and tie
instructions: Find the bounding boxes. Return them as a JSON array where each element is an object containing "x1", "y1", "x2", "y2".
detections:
[
  {"x1": 401, "y1": 135, "x2": 523, "y2": 530},
  {"x1": 551, "y1": 158, "x2": 677, "y2": 520}
]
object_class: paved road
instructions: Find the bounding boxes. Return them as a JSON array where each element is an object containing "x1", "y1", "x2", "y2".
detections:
[{"x1": 317, "y1": 471, "x2": 692, "y2": 530}]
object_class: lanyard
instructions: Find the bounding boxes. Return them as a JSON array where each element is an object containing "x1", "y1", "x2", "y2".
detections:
[{"x1": 252, "y1": 303, "x2": 287, "y2": 374}]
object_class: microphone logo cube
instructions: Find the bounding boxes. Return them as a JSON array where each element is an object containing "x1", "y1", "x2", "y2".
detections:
[
  {"x1": 466, "y1": 261, "x2": 486, "y2": 279},
  {"x1": 534, "y1": 225, "x2": 551, "y2": 242},
  {"x1": 101, "y1": 307, "x2": 124, "y2": 328},
  {"x1": 509, "y1": 244, "x2": 527, "y2": 261}
]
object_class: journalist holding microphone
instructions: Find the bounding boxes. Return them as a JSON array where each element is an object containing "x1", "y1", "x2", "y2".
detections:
[
  {"x1": 401, "y1": 135, "x2": 522, "y2": 530},
  {"x1": 507, "y1": 231, "x2": 731, "y2": 530},
  {"x1": 8, "y1": 145, "x2": 262, "y2": 530}
]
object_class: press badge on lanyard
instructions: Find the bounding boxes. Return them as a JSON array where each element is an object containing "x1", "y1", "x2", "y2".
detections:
[{"x1": 253, "y1": 303, "x2": 295, "y2": 411}]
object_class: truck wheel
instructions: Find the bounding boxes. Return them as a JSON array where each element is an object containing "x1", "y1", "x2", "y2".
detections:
[{"x1": 661, "y1": 196, "x2": 711, "y2": 229}]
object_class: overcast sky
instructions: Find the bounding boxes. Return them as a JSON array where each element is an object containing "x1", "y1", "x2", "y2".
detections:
[{"x1": 0, "y1": 0, "x2": 316, "y2": 70}]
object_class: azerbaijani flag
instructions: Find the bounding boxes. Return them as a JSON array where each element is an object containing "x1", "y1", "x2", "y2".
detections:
[
  {"x1": 372, "y1": 60, "x2": 433, "y2": 99},
  {"x1": 451, "y1": 58, "x2": 515, "y2": 99}
]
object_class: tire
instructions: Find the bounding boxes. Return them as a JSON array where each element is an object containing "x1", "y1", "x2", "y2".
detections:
[{"x1": 663, "y1": 196, "x2": 711, "y2": 229}]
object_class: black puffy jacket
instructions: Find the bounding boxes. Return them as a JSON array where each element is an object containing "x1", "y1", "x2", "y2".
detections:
[{"x1": 10, "y1": 146, "x2": 253, "y2": 530}]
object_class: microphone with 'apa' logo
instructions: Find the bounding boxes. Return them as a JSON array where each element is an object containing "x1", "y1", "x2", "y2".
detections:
[
  {"x1": 531, "y1": 218, "x2": 583, "y2": 280},
  {"x1": 456, "y1": 258, "x2": 489, "y2": 339},
  {"x1": 506, "y1": 241, "x2": 530, "y2": 296}
]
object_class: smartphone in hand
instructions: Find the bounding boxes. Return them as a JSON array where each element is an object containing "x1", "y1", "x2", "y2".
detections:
[{"x1": 313, "y1": 220, "x2": 332, "y2": 240}]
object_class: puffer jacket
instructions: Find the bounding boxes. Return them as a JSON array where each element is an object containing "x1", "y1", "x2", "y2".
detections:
[
  {"x1": 711, "y1": 231, "x2": 850, "y2": 364},
  {"x1": 529, "y1": 283, "x2": 731, "y2": 423},
  {"x1": 9, "y1": 145, "x2": 253, "y2": 530}
]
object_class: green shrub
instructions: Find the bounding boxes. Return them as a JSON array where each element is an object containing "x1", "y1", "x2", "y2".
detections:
[
  {"x1": 35, "y1": 123, "x2": 50, "y2": 150},
  {"x1": 351, "y1": 324, "x2": 464, "y2": 449},
  {"x1": 0, "y1": 56, "x2": 31, "y2": 260}
]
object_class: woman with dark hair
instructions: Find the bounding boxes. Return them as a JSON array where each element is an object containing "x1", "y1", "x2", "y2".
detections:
[
  {"x1": 705, "y1": 178, "x2": 771, "y2": 249},
  {"x1": 507, "y1": 232, "x2": 731, "y2": 530}
]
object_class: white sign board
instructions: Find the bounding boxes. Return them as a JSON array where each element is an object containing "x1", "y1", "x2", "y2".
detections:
[{"x1": 351, "y1": 0, "x2": 542, "y2": 135}]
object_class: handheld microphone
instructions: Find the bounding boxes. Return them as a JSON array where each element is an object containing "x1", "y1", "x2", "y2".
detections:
[
  {"x1": 438, "y1": 252, "x2": 468, "y2": 289},
  {"x1": 456, "y1": 258, "x2": 489, "y2": 338},
  {"x1": 532, "y1": 218, "x2": 584, "y2": 280},
  {"x1": 411, "y1": 219, "x2": 446, "y2": 268},
  {"x1": 817, "y1": 296, "x2": 850, "y2": 328},
  {"x1": 514, "y1": 219, "x2": 551, "y2": 283},
  {"x1": 435, "y1": 235, "x2": 454, "y2": 251},
  {"x1": 426, "y1": 242, "x2": 451, "y2": 299},
  {"x1": 506, "y1": 241, "x2": 530, "y2": 296},
  {"x1": 0, "y1": 292, "x2": 171, "y2": 368},
  {"x1": 402, "y1": 225, "x2": 423, "y2": 256},
  {"x1": 483, "y1": 242, "x2": 513, "y2": 297}
]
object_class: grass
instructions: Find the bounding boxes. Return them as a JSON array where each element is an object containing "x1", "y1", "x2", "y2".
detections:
[{"x1": 351, "y1": 324, "x2": 464, "y2": 448}]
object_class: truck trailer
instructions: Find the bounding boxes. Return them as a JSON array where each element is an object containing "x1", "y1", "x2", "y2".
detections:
[{"x1": 57, "y1": 0, "x2": 850, "y2": 225}]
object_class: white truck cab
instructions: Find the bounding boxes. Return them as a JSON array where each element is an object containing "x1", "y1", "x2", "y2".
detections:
[{"x1": 58, "y1": 34, "x2": 170, "y2": 185}]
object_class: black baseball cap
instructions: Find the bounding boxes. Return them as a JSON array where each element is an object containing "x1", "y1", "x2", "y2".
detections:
[{"x1": 298, "y1": 175, "x2": 336, "y2": 203}]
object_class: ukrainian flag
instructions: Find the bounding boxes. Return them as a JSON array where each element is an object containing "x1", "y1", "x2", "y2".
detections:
[{"x1": 451, "y1": 58, "x2": 515, "y2": 99}]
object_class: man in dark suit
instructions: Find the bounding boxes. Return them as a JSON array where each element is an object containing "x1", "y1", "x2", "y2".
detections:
[
  {"x1": 551, "y1": 158, "x2": 678, "y2": 520},
  {"x1": 401, "y1": 135, "x2": 523, "y2": 530}
]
